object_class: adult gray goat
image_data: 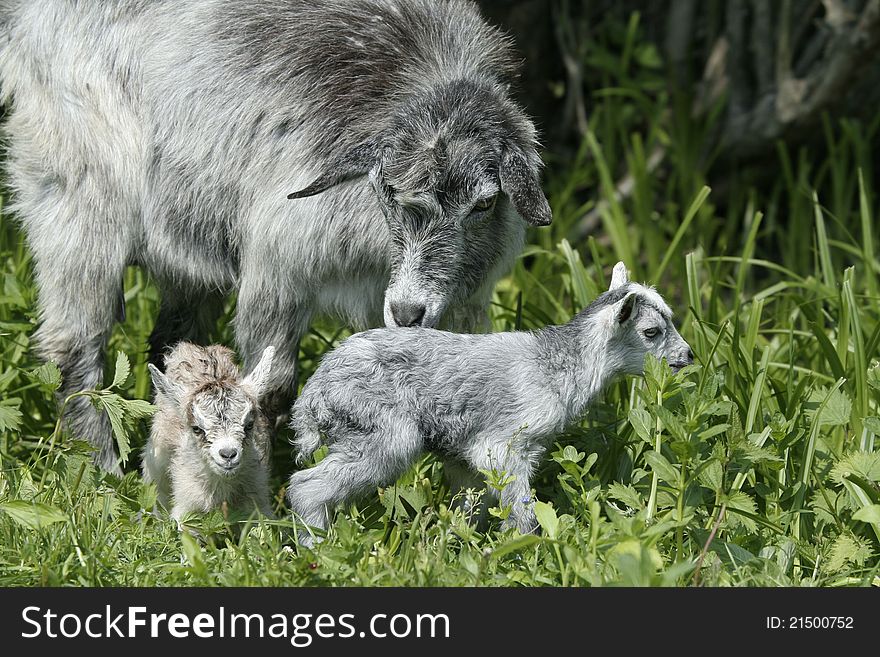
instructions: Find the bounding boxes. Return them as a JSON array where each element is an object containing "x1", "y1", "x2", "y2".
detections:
[{"x1": 0, "y1": 0, "x2": 551, "y2": 473}]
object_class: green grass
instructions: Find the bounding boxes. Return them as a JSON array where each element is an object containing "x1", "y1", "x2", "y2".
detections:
[{"x1": 1, "y1": 25, "x2": 879, "y2": 586}]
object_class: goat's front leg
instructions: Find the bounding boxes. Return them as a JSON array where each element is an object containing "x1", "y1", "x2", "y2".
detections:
[
  {"x1": 499, "y1": 476, "x2": 537, "y2": 534},
  {"x1": 234, "y1": 277, "x2": 312, "y2": 428},
  {"x1": 469, "y1": 439, "x2": 538, "y2": 534}
]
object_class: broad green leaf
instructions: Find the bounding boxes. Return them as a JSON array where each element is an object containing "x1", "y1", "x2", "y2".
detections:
[
  {"x1": 561, "y1": 444, "x2": 585, "y2": 464},
  {"x1": 868, "y1": 363, "x2": 880, "y2": 392},
  {"x1": 607, "y1": 482, "x2": 644, "y2": 510},
  {"x1": 840, "y1": 479, "x2": 880, "y2": 543},
  {"x1": 458, "y1": 549, "x2": 480, "y2": 576},
  {"x1": 490, "y1": 534, "x2": 541, "y2": 559},
  {"x1": 0, "y1": 500, "x2": 67, "y2": 529},
  {"x1": 644, "y1": 450, "x2": 678, "y2": 484},
  {"x1": 398, "y1": 485, "x2": 428, "y2": 514},
  {"x1": 853, "y1": 504, "x2": 880, "y2": 526},
  {"x1": 111, "y1": 351, "x2": 131, "y2": 389},
  {"x1": 180, "y1": 531, "x2": 207, "y2": 575},
  {"x1": 122, "y1": 398, "x2": 157, "y2": 419},
  {"x1": 27, "y1": 361, "x2": 62, "y2": 391},
  {"x1": 697, "y1": 423, "x2": 730, "y2": 441},
  {"x1": 810, "y1": 489, "x2": 847, "y2": 526},
  {"x1": 825, "y1": 533, "x2": 874, "y2": 573},
  {"x1": 831, "y1": 451, "x2": 880, "y2": 485},
  {"x1": 533, "y1": 501, "x2": 559, "y2": 540},
  {"x1": 582, "y1": 452, "x2": 598, "y2": 474},
  {"x1": 725, "y1": 491, "x2": 758, "y2": 533},
  {"x1": 655, "y1": 406, "x2": 687, "y2": 442},
  {"x1": 0, "y1": 399, "x2": 23, "y2": 433},
  {"x1": 89, "y1": 393, "x2": 131, "y2": 465},
  {"x1": 805, "y1": 386, "x2": 852, "y2": 427},
  {"x1": 0, "y1": 367, "x2": 18, "y2": 392},
  {"x1": 628, "y1": 408, "x2": 653, "y2": 442},
  {"x1": 731, "y1": 437, "x2": 781, "y2": 466},
  {"x1": 643, "y1": 354, "x2": 670, "y2": 393},
  {"x1": 698, "y1": 457, "x2": 723, "y2": 492}
]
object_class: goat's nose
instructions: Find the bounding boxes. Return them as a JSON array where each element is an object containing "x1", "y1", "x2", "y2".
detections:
[
  {"x1": 391, "y1": 301, "x2": 426, "y2": 327},
  {"x1": 219, "y1": 447, "x2": 239, "y2": 461}
]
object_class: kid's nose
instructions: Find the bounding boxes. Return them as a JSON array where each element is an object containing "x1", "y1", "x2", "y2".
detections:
[{"x1": 219, "y1": 447, "x2": 239, "y2": 461}]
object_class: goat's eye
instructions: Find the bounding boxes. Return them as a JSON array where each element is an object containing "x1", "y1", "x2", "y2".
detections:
[
  {"x1": 471, "y1": 194, "x2": 497, "y2": 214},
  {"x1": 643, "y1": 327, "x2": 660, "y2": 339},
  {"x1": 191, "y1": 425, "x2": 204, "y2": 436}
]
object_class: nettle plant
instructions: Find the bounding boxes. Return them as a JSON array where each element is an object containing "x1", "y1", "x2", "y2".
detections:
[{"x1": 3, "y1": 353, "x2": 154, "y2": 482}]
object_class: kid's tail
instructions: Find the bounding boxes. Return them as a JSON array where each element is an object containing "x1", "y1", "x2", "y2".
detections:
[{"x1": 290, "y1": 405, "x2": 325, "y2": 465}]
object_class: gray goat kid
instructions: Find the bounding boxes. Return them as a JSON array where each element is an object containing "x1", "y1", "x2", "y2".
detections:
[
  {"x1": 143, "y1": 343, "x2": 275, "y2": 524},
  {"x1": 0, "y1": 0, "x2": 550, "y2": 474},
  {"x1": 288, "y1": 263, "x2": 693, "y2": 542}
]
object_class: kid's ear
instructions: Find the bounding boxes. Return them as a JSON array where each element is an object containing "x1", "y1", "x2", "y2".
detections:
[
  {"x1": 609, "y1": 261, "x2": 629, "y2": 290},
  {"x1": 614, "y1": 292, "x2": 638, "y2": 324},
  {"x1": 242, "y1": 346, "x2": 275, "y2": 400},
  {"x1": 148, "y1": 364, "x2": 185, "y2": 405}
]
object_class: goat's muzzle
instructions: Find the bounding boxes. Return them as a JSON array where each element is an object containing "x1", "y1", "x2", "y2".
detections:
[{"x1": 390, "y1": 301, "x2": 427, "y2": 327}]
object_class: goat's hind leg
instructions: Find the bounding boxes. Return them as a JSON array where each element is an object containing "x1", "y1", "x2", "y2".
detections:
[
  {"x1": 235, "y1": 278, "x2": 311, "y2": 428},
  {"x1": 27, "y1": 200, "x2": 129, "y2": 475},
  {"x1": 287, "y1": 420, "x2": 424, "y2": 545}
]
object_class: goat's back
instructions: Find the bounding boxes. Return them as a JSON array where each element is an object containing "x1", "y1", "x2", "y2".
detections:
[
  {"x1": 0, "y1": 0, "x2": 518, "y2": 168},
  {"x1": 298, "y1": 328, "x2": 542, "y2": 414}
]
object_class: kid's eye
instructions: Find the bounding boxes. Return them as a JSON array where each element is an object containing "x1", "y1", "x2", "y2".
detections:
[
  {"x1": 643, "y1": 327, "x2": 660, "y2": 338},
  {"x1": 471, "y1": 194, "x2": 497, "y2": 214}
]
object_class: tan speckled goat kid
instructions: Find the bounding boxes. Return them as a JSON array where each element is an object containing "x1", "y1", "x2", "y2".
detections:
[{"x1": 142, "y1": 343, "x2": 275, "y2": 524}]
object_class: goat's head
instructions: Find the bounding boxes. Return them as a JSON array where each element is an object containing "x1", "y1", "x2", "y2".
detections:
[
  {"x1": 593, "y1": 263, "x2": 693, "y2": 375},
  {"x1": 288, "y1": 81, "x2": 550, "y2": 328},
  {"x1": 149, "y1": 346, "x2": 274, "y2": 476}
]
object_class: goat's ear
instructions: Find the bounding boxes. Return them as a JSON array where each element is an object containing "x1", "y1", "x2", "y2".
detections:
[
  {"x1": 242, "y1": 346, "x2": 275, "y2": 400},
  {"x1": 287, "y1": 141, "x2": 378, "y2": 199},
  {"x1": 148, "y1": 364, "x2": 184, "y2": 405},
  {"x1": 609, "y1": 261, "x2": 629, "y2": 290},
  {"x1": 614, "y1": 292, "x2": 638, "y2": 324},
  {"x1": 499, "y1": 146, "x2": 552, "y2": 226}
]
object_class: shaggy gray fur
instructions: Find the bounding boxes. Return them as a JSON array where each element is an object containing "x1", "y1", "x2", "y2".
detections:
[
  {"x1": 0, "y1": 0, "x2": 549, "y2": 474},
  {"x1": 143, "y1": 343, "x2": 275, "y2": 524},
  {"x1": 288, "y1": 263, "x2": 693, "y2": 543}
]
